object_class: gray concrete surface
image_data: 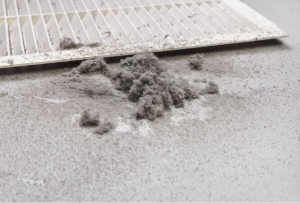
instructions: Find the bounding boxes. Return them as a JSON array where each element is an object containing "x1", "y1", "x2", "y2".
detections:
[{"x1": 0, "y1": 0, "x2": 300, "y2": 201}]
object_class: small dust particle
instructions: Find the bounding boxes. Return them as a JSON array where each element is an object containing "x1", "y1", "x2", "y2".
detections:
[
  {"x1": 188, "y1": 54, "x2": 204, "y2": 70},
  {"x1": 78, "y1": 109, "x2": 99, "y2": 127},
  {"x1": 94, "y1": 120, "x2": 114, "y2": 135},
  {"x1": 59, "y1": 37, "x2": 83, "y2": 50},
  {"x1": 200, "y1": 82, "x2": 219, "y2": 95}
]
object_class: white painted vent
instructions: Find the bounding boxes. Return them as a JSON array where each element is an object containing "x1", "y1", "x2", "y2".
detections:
[{"x1": 0, "y1": 0, "x2": 288, "y2": 68}]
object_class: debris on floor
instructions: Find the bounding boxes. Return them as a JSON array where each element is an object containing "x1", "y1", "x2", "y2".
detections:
[
  {"x1": 94, "y1": 120, "x2": 114, "y2": 135},
  {"x1": 188, "y1": 54, "x2": 204, "y2": 70},
  {"x1": 79, "y1": 109, "x2": 100, "y2": 127},
  {"x1": 59, "y1": 37, "x2": 101, "y2": 51},
  {"x1": 48, "y1": 52, "x2": 220, "y2": 134},
  {"x1": 71, "y1": 57, "x2": 109, "y2": 75},
  {"x1": 109, "y1": 53, "x2": 199, "y2": 120},
  {"x1": 199, "y1": 82, "x2": 219, "y2": 95},
  {"x1": 59, "y1": 37, "x2": 83, "y2": 50}
]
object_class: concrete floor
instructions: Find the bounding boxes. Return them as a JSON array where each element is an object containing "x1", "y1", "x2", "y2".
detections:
[{"x1": 0, "y1": 0, "x2": 300, "y2": 201}]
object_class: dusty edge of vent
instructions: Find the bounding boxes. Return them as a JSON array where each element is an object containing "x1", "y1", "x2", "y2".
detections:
[{"x1": 0, "y1": 0, "x2": 288, "y2": 68}]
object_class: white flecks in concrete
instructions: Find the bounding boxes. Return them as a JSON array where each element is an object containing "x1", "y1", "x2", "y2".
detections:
[
  {"x1": 138, "y1": 120, "x2": 152, "y2": 137},
  {"x1": 71, "y1": 114, "x2": 81, "y2": 126},
  {"x1": 171, "y1": 100, "x2": 212, "y2": 123},
  {"x1": 115, "y1": 118, "x2": 132, "y2": 133},
  {"x1": 13, "y1": 95, "x2": 26, "y2": 100},
  {"x1": 86, "y1": 132, "x2": 94, "y2": 138},
  {"x1": 197, "y1": 107, "x2": 213, "y2": 121},
  {"x1": 216, "y1": 77, "x2": 278, "y2": 96},
  {"x1": 34, "y1": 96, "x2": 68, "y2": 104}
]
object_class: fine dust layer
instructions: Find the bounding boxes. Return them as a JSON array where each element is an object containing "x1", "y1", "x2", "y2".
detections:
[
  {"x1": 109, "y1": 53, "x2": 199, "y2": 120},
  {"x1": 53, "y1": 74, "x2": 118, "y2": 98}
]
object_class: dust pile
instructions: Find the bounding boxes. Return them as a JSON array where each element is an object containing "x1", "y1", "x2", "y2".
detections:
[
  {"x1": 68, "y1": 53, "x2": 217, "y2": 120},
  {"x1": 58, "y1": 53, "x2": 219, "y2": 134},
  {"x1": 78, "y1": 109, "x2": 114, "y2": 135},
  {"x1": 200, "y1": 82, "x2": 219, "y2": 95},
  {"x1": 79, "y1": 109, "x2": 99, "y2": 127},
  {"x1": 188, "y1": 54, "x2": 203, "y2": 70},
  {"x1": 59, "y1": 37, "x2": 83, "y2": 50},
  {"x1": 59, "y1": 37, "x2": 101, "y2": 51},
  {"x1": 86, "y1": 42, "x2": 101, "y2": 48},
  {"x1": 70, "y1": 57, "x2": 109, "y2": 75},
  {"x1": 94, "y1": 120, "x2": 114, "y2": 135},
  {"x1": 109, "y1": 53, "x2": 199, "y2": 120}
]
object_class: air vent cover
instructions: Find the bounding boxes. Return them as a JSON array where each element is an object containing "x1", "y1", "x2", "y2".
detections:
[{"x1": 0, "y1": 0, "x2": 288, "y2": 68}]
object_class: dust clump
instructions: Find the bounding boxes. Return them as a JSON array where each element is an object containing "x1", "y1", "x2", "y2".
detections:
[
  {"x1": 59, "y1": 37, "x2": 83, "y2": 50},
  {"x1": 71, "y1": 57, "x2": 109, "y2": 75},
  {"x1": 94, "y1": 120, "x2": 114, "y2": 135},
  {"x1": 86, "y1": 42, "x2": 101, "y2": 48},
  {"x1": 200, "y1": 82, "x2": 219, "y2": 95},
  {"x1": 110, "y1": 53, "x2": 198, "y2": 120},
  {"x1": 188, "y1": 54, "x2": 204, "y2": 70},
  {"x1": 79, "y1": 109, "x2": 99, "y2": 127},
  {"x1": 79, "y1": 109, "x2": 114, "y2": 135},
  {"x1": 59, "y1": 37, "x2": 101, "y2": 51}
]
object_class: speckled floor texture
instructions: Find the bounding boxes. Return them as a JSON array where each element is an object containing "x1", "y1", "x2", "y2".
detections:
[{"x1": 0, "y1": 0, "x2": 300, "y2": 201}]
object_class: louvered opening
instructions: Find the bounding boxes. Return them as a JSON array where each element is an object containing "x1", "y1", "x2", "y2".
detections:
[{"x1": 0, "y1": 0, "x2": 288, "y2": 68}]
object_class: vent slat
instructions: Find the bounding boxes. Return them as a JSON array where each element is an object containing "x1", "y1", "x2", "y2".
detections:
[
  {"x1": 158, "y1": 5, "x2": 194, "y2": 38},
  {"x1": 126, "y1": 8, "x2": 155, "y2": 42},
  {"x1": 0, "y1": 18, "x2": 9, "y2": 56},
  {"x1": 219, "y1": 0, "x2": 259, "y2": 31},
  {"x1": 114, "y1": 9, "x2": 146, "y2": 44},
  {"x1": 136, "y1": 7, "x2": 167, "y2": 41},
  {"x1": 90, "y1": 10, "x2": 117, "y2": 45},
  {"x1": 179, "y1": 3, "x2": 216, "y2": 36},
  {"x1": 190, "y1": 2, "x2": 228, "y2": 35},
  {"x1": 169, "y1": 4, "x2": 206, "y2": 37},
  {"x1": 7, "y1": 17, "x2": 24, "y2": 55},
  {"x1": 104, "y1": 10, "x2": 132, "y2": 45},
  {"x1": 147, "y1": 6, "x2": 182, "y2": 40},
  {"x1": 202, "y1": 2, "x2": 240, "y2": 34},
  {"x1": 210, "y1": 2, "x2": 251, "y2": 33},
  {"x1": 0, "y1": 0, "x2": 4, "y2": 17},
  {"x1": 19, "y1": 16, "x2": 38, "y2": 54}
]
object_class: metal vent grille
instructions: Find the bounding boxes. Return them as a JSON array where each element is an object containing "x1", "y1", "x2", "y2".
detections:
[{"x1": 0, "y1": 0, "x2": 288, "y2": 68}]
